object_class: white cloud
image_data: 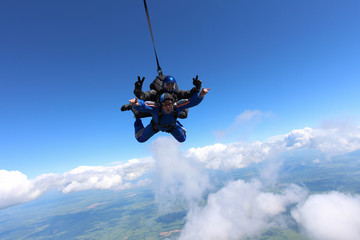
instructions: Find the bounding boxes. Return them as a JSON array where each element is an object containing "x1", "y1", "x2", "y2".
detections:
[
  {"x1": 2, "y1": 123, "x2": 360, "y2": 210},
  {"x1": 0, "y1": 158, "x2": 154, "y2": 209},
  {"x1": 0, "y1": 170, "x2": 61, "y2": 209},
  {"x1": 151, "y1": 137, "x2": 211, "y2": 210},
  {"x1": 186, "y1": 139, "x2": 284, "y2": 170},
  {"x1": 284, "y1": 122, "x2": 360, "y2": 157},
  {"x1": 180, "y1": 123, "x2": 360, "y2": 239},
  {"x1": 292, "y1": 192, "x2": 360, "y2": 240},
  {"x1": 187, "y1": 123, "x2": 360, "y2": 170},
  {"x1": 60, "y1": 158, "x2": 153, "y2": 193},
  {"x1": 179, "y1": 180, "x2": 308, "y2": 240}
]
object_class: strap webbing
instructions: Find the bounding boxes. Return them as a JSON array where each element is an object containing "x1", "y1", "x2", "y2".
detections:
[{"x1": 143, "y1": 0, "x2": 162, "y2": 76}]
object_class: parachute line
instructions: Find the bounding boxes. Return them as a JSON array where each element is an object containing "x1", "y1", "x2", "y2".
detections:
[{"x1": 143, "y1": 0, "x2": 162, "y2": 76}]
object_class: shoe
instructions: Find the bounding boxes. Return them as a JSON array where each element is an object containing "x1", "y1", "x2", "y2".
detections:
[
  {"x1": 121, "y1": 104, "x2": 132, "y2": 111},
  {"x1": 132, "y1": 111, "x2": 152, "y2": 119}
]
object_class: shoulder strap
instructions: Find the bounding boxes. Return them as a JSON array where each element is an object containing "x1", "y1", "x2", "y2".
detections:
[{"x1": 172, "y1": 108, "x2": 178, "y2": 119}]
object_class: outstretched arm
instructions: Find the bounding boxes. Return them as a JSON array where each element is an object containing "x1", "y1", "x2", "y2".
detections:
[
  {"x1": 176, "y1": 88, "x2": 211, "y2": 112},
  {"x1": 176, "y1": 87, "x2": 197, "y2": 99},
  {"x1": 129, "y1": 97, "x2": 156, "y2": 113}
]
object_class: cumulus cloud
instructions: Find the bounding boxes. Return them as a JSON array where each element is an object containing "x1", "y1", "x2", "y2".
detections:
[
  {"x1": 61, "y1": 158, "x2": 153, "y2": 193},
  {"x1": 179, "y1": 123, "x2": 360, "y2": 239},
  {"x1": 187, "y1": 123, "x2": 360, "y2": 170},
  {"x1": 151, "y1": 137, "x2": 211, "y2": 210},
  {"x1": 292, "y1": 192, "x2": 360, "y2": 240},
  {"x1": 179, "y1": 180, "x2": 308, "y2": 240},
  {"x1": 0, "y1": 158, "x2": 154, "y2": 209},
  {"x1": 0, "y1": 170, "x2": 61, "y2": 209},
  {"x1": 2, "y1": 123, "x2": 360, "y2": 211},
  {"x1": 186, "y1": 139, "x2": 284, "y2": 170},
  {"x1": 284, "y1": 122, "x2": 360, "y2": 157}
]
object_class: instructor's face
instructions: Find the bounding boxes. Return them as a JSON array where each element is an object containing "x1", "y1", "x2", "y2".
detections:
[
  {"x1": 164, "y1": 83, "x2": 175, "y2": 91},
  {"x1": 162, "y1": 100, "x2": 173, "y2": 114}
]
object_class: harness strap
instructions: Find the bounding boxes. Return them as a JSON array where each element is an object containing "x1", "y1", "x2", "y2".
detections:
[
  {"x1": 153, "y1": 108, "x2": 178, "y2": 133},
  {"x1": 143, "y1": 0, "x2": 162, "y2": 76},
  {"x1": 150, "y1": 119, "x2": 160, "y2": 133}
]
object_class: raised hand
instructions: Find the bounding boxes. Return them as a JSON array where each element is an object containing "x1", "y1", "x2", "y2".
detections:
[
  {"x1": 193, "y1": 75, "x2": 202, "y2": 91},
  {"x1": 135, "y1": 76, "x2": 145, "y2": 90}
]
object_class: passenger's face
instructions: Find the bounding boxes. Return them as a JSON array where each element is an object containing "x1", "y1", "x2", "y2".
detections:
[{"x1": 162, "y1": 100, "x2": 173, "y2": 114}]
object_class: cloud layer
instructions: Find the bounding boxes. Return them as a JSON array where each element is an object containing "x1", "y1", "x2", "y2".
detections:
[
  {"x1": 180, "y1": 180, "x2": 308, "y2": 240},
  {"x1": 187, "y1": 122, "x2": 360, "y2": 169},
  {"x1": 0, "y1": 158, "x2": 153, "y2": 209},
  {"x1": 1, "y1": 123, "x2": 360, "y2": 240},
  {"x1": 1, "y1": 123, "x2": 360, "y2": 218},
  {"x1": 292, "y1": 192, "x2": 360, "y2": 240},
  {"x1": 151, "y1": 137, "x2": 211, "y2": 210},
  {"x1": 0, "y1": 170, "x2": 58, "y2": 209}
]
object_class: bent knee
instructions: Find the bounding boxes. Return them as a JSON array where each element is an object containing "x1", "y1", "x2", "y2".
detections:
[
  {"x1": 178, "y1": 138, "x2": 186, "y2": 143},
  {"x1": 175, "y1": 135, "x2": 186, "y2": 143},
  {"x1": 136, "y1": 135, "x2": 148, "y2": 143},
  {"x1": 136, "y1": 136, "x2": 148, "y2": 143}
]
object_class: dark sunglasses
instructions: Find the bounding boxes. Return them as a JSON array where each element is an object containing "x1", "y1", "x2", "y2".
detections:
[{"x1": 162, "y1": 102, "x2": 173, "y2": 107}]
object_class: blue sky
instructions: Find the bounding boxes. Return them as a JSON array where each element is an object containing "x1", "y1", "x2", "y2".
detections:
[{"x1": 1, "y1": 0, "x2": 360, "y2": 178}]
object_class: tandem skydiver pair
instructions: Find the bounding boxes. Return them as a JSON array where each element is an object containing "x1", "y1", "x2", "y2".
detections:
[
  {"x1": 122, "y1": 1, "x2": 210, "y2": 143},
  {"x1": 121, "y1": 75, "x2": 210, "y2": 142}
]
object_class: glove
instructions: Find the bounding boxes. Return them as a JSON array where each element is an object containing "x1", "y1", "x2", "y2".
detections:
[
  {"x1": 135, "y1": 76, "x2": 145, "y2": 90},
  {"x1": 193, "y1": 75, "x2": 202, "y2": 91}
]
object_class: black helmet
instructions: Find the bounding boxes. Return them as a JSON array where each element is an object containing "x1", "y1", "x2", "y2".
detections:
[{"x1": 160, "y1": 93, "x2": 174, "y2": 103}]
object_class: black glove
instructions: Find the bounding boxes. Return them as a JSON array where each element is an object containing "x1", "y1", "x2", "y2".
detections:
[
  {"x1": 193, "y1": 75, "x2": 202, "y2": 91},
  {"x1": 135, "y1": 76, "x2": 145, "y2": 91}
]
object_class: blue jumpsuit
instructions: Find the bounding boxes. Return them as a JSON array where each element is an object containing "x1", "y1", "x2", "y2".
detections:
[{"x1": 133, "y1": 92, "x2": 204, "y2": 143}]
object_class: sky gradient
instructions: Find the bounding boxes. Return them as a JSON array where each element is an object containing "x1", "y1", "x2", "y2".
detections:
[{"x1": 1, "y1": 0, "x2": 360, "y2": 178}]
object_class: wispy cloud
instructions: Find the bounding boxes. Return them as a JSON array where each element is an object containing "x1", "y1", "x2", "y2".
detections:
[
  {"x1": 151, "y1": 137, "x2": 211, "y2": 211},
  {"x1": 214, "y1": 110, "x2": 274, "y2": 139}
]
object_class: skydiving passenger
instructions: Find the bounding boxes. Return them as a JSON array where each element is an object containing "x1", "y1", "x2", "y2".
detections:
[
  {"x1": 128, "y1": 87, "x2": 210, "y2": 143},
  {"x1": 121, "y1": 75, "x2": 202, "y2": 119}
]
